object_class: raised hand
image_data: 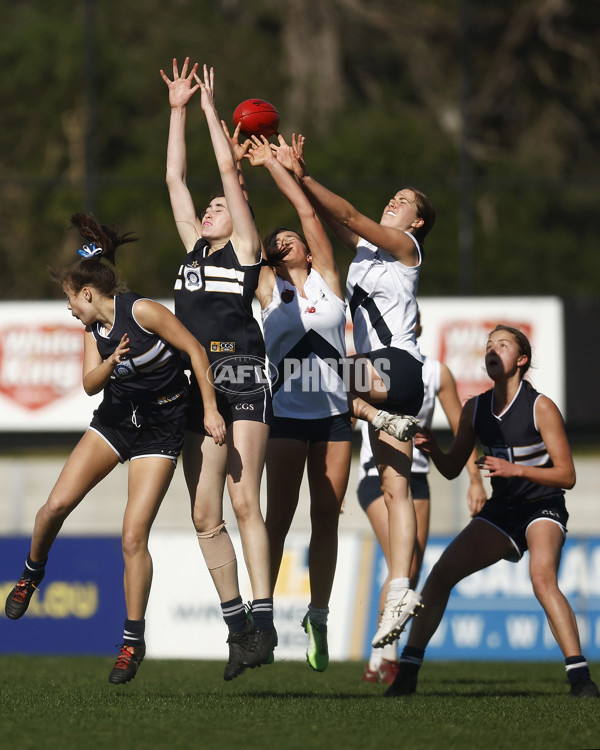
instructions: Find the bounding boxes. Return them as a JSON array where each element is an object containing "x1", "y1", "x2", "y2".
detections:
[
  {"x1": 222, "y1": 120, "x2": 252, "y2": 164},
  {"x1": 160, "y1": 57, "x2": 200, "y2": 109},
  {"x1": 273, "y1": 133, "x2": 307, "y2": 179},
  {"x1": 193, "y1": 64, "x2": 217, "y2": 116},
  {"x1": 246, "y1": 135, "x2": 276, "y2": 167}
]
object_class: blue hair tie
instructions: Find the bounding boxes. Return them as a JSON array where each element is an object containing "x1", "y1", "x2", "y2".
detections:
[{"x1": 77, "y1": 242, "x2": 103, "y2": 259}]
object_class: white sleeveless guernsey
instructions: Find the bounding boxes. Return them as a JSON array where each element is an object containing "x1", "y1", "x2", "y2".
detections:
[
  {"x1": 346, "y1": 234, "x2": 422, "y2": 363},
  {"x1": 261, "y1": 269, "x2": 348, "y2": 419}
]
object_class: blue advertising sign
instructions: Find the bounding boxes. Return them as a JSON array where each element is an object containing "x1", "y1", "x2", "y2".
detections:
[
  {"x1": 0, "y1": 538, "x2": 124, "y2": 655},
  {"x1": 364, "y1": 536, "x2": 600, "y2": 660}
]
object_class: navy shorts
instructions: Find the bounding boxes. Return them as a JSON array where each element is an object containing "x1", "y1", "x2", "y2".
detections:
[
  {"x1": 186, "y1": 376, "x2": 273, "y2": 435},
  {"x1": 269, "y1": 412, "x2": 352, "y2": 442},
  {"x1": 365, "y1": 347, "x2": 424, "y2": 415},
  {"x1": 475, "y1": 492, "x2": 569, "y2": 562},
  {"x1": 357, "y1": 471, "x2": 430, "y2": 511},
  {"x1": 89, "y1": 399, "x2": 186, "y2": 463}
]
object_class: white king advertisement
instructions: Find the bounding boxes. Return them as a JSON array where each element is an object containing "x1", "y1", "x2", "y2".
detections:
[{"x1": 0, "y1": 297, "x2": 563, "y2": 431}]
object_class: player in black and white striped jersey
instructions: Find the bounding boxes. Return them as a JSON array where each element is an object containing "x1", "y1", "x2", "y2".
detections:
[
  {"x1": 4, "y1": 213, "x2": 225, "y2": 686},
  {"x1": 386, "y1": 324, "x2": 599, "y2": 699},
  {"x1": 161, "y1": 58, "x2": 276, "y2": 679}
]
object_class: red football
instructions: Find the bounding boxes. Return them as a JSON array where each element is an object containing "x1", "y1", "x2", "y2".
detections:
[{"x1": 233, "y1": 98, "x2": 280, "y2": 138}]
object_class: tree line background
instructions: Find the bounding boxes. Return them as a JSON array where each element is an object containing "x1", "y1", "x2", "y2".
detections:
[{"x1": 2, "y1": 0, "x2": 600, "y2": 303}]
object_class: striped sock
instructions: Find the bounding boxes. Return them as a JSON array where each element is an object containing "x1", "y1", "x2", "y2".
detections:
[
  {"x1": 565, "y1": 655, "x2": 591, "y2": 685},
  {"x1": 221, "y1": 596, "x2": 248, "y2": 633},
  {"x1": 123, "y1": 618, "x2": 145, "y2": 646},
  {"x1": 399, "y1": 645, "x2": 425, "y2": 674},
  {"x1": 23, "y1": 554, "x2": 47, "y2": 583},
  {"x1": 251, "y1": 598, "x2": 274, "y2": 630}
]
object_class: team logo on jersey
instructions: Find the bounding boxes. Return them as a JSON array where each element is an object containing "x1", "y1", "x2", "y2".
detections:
[
  {"x1": 113, "y1": 359, "x2": 135, "y2": 379},
  {"x1": 211, "y1": 341, "x2": 235, "y2": 353},
  {"x1": 490, "y1": 445, "x2": 514, "y2": 463},
  {"x1": 210, "y1": 355, "x2": 278, "y2": 395},
  {"x1": 184, "y1": 268, "x2": 202, "y2": 290}
]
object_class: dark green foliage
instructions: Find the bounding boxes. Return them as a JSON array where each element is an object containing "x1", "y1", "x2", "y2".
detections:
[{"x1": 1, "y1": 1, "x2": 599, "y2": 300}]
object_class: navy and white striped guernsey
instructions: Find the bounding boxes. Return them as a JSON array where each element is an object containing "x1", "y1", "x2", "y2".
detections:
[
  {"x1": 173, "y1": 239, "x2": 265, "y2": 364},
  {"x1": 90, "y1": 292, "x2": 187, "y2": 408},
  {"x1": 473, "y1": 381, "x2": 562, "y2": 503}
]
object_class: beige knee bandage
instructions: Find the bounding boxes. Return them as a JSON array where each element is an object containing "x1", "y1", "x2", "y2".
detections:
[{"x1": 196, "y1": 520, "x2": 236, "y2": 570}]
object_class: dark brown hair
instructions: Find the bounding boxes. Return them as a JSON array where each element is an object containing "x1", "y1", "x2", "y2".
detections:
[
  {"x1": 489, "y1": 324, "x2": 532, "y2": 378},
  {"x1": 262, "y1": 226, "x2": 308, "y2": 268},
  {"x1": 405, "y1": 186, "x2": 436, "y2": 248},
  {"x1": 49, "y1": 213, "x2": 137, "y2": 296}
]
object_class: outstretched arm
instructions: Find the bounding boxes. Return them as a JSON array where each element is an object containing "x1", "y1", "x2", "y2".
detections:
[
  {"x1": 246, "y1": 135, "x2": 343, "y2": 299},
  {"x1": 160, "y1": 57, "x2": 204, "y2": 253},
  {"x1": 436, "y1": 363, "x2": 487, "y2": 515},
  {"x1": 285, "y1": 134, "x2": 358, "y2": 253},
  {"x1": 414, "y1": 399, "x2": 478, "y2": 480},
  {"x1": 221, "y1": 120, "x2": 252, "y2": 202},
  {"x1": 296, "y1": 137, "x2": 417, "y2": 263},
  {"x1": 134, "y1": 300, "x2": 226, "y2": 445},
  {"x1": 194, "y1": 65, "x2": 261, "y2": 266}
]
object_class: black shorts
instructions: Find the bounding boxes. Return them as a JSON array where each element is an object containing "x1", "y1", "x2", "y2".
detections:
[
  {"x1": 475, "y1": 492, "x2": 569, "y2": 562},
  {"x1": 186, "y1": 376, "x2": 273, "y2": 435},
  {"x1": 89, "y1": 399, "x2": 186, "y2": 463},
  {"x1": 269, "y1": 412, "x2": 352, "y2": 442},
  {"x1": 365, "y1": 347, "x2": 424, "y2": 415},
  {"x1": 356, "y1": 471, "x2": 430, "y2": 511}
]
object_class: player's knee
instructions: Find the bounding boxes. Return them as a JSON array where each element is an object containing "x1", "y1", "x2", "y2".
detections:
[
  {"x1": 121, "y1": 528, "x2": 149, "y2": 559},
  {"x1": 196, "y1": 521, "x2": 236, "y2": 569},
  {"x1": 529, "y1": 568, "x2": 557, "y2": 600},
  {"x1": 43, "y1": 495, "x2": 75, "y2": 521}
]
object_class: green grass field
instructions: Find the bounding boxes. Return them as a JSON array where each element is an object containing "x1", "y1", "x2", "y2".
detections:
[{"x1": 1, "y1": 657, "x2": 599, "y2": 750}]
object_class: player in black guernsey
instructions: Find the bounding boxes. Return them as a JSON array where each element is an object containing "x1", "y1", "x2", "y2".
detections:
[
  {"x1": 161, "y1": 59, "x2": 276, "y2": 679},
  {"x1": 4, "y1": 214, "x2": 225, "y2": 686},
  {"x1": 385, "y1": 325, "x2": 598, "y2": 699}
]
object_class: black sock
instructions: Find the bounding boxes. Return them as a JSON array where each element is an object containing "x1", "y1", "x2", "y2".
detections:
[
  {"x1": 23, "y1": 554, "x2": 47, "y2": 583},
  {"x1": 399, "y1": 645, "x2": 425, "y2": 673},
  {"x1": 251, "y1": 598, "x2": 274, "y2": 630},
  {"x1": 221, "y1": 596, "x2": 248, "y2": 633},
  {"x1": 123, "y1": 618, "x2": 145, "y2": 646},
  {"x1": 565, "y1": 655, "x2": 591, "y2": 685}
]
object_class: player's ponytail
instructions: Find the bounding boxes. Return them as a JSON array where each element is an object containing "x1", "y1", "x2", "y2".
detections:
[{"x1": 49, "y1": 213, "x2": 137, "y2": 296}]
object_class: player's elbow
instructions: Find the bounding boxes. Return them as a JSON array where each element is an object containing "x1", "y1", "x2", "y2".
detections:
[{"x1": 563, "y1": 468, "x2": 576, "y2": 490}]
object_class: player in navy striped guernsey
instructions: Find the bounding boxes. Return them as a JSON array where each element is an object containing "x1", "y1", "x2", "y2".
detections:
[
  {"x1": 161, "y1": 58, "x2": 276, "y2": 679},
  {"x1": 385, "y1": 325, "x2": 599, "y2": 699},
  {"x1": 5, "y1": 213, "x2": 225, "y2": 686}
]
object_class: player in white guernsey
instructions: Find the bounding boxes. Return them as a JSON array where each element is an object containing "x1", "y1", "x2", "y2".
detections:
[
  {"x1": 386, "y1": 325, "x2": 598, "y2": 700},
  {"x1": 358, "y1": 313, "x2": 486, "y2": 684},
  {"x1": 4, "y1": 214, "x2": 225, "y2": 686},
  {"x1": 246, "y1": 135, "x2": 399, "y2": 671},
  {"x1": 294, "y1": 135, "x2": 436, "y2": 646},
  {"x1": 161, "y1": 60, "x2": 276, "y2": 679}
]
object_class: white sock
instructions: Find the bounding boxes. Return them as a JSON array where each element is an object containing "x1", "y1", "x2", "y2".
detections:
[
  {"x1": 388, "y1": 578, "x2": 410, "y2": 597},
  {"x1": 368, "y1": 648, "x2": 382, "y2": 670},
  {"x1": 308, "y1": 603, "x2": 329, "y2": 625},
  {"x1": 382, "y1": 641, "x2": 398, "y2": 662}
]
